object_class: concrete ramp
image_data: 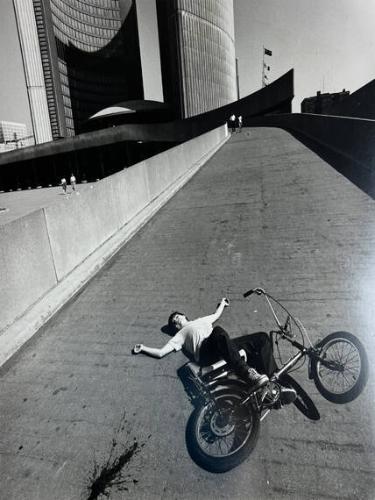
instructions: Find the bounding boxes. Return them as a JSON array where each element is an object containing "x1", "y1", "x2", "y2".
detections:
[
  {"x1": 0, "y1": 126, "x2": 228, "y2": 365},
  {"x1": 1, "y1": 127, "x2": 374, "y2": 500}
]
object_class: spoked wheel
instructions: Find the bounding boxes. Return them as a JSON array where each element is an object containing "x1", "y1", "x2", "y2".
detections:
[
  {"x1": 311, "y1": 331, "x2": 368, "y2": 404},
  {"x1": 186, "y1": 388, "x2": 259, "y2": 473}
]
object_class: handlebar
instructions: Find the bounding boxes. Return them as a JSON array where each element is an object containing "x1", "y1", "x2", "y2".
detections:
[
  {"x1": 244, "y1": 287, "x2": 302, "y2": 342},
  {"x1": 243, "y1": 288, "x2": 264, "y2": 298}
]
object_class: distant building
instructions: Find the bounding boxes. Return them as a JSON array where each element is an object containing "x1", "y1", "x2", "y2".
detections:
[
  {"x1": 301, "y1": 89, "x2": 350, "y2": 114},
  {"x1": 13, "y1": 0, "x2": 143, "y2": 141},
  {"x1": 156, "y1": 0, "x2": 237, "y2": 118},
  {"x1": 0, "y1": 121, "x2": 32, "y2": 153},
  {"x1": 14, "y1": 0, "x2": 237, "y2": 136},
  {"x1": 12, "y1": 1, "x2": 53, "y2": 144}
]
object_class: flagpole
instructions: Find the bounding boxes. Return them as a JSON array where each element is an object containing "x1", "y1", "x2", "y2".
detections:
[
  {"x1": 236, "y1": 57, "x2": 240, "y2": 99},
  {"x1": 263, "y1": 47, "x2": 272, "y2": 87},
  {"x1": 262, "y1": 46, "x2": 265, "y2": 87}
]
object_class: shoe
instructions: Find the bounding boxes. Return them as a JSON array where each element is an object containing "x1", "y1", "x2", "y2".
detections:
[
  {"x1": 245, "y1": 368, "x2": 269, "y2": 391},
  {"x1": 280, "y1": 387, "x2": 297, "y2": 405}
]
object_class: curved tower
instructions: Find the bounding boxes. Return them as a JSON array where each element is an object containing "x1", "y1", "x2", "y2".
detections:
[
  {"x1": 14, "y1": 0, "x2": 143, "y2": 139},
  {"x1": 156, "y1": 0, "x2": 237, "y2": 118}
]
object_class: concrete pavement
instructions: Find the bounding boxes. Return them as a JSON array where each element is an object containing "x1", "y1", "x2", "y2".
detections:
[{"x1": 0, "y1": 128, "x2": 374, "y2": 500}]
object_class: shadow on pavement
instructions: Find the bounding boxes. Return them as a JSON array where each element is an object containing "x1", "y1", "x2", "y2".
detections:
[
  {"x1": 280, "y1": 373, "x2": 321, "y2": 421},
  {"x1": 177, "y1": 364, "x2": 320, "y2": 473},
  {"x1": 290, "y1": 131, "x2": 375, "y2": 200},
  {"x1": 177, "y1": 364, "x2": 320, "y2": 420}
]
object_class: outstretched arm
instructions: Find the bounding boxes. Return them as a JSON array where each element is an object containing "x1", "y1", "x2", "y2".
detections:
[
  {"x1": 202, "y1": 297, "x2": 230, "y2": 324},
  {"x1": 133, "y1": 342, "x2": 174, "y2": 359}
]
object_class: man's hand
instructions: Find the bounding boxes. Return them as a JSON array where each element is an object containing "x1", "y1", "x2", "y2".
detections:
[
  {"x1": 221, "y1": 297, "x2": 230, "y2": 307},
  {"x1": 132, "y1": 344, "x2": 143, "y2": 354},
  {"x1": 217, "y1": 298, "x2": 230, "y2": 309},
  {"x1": 133, "y1": 343, "x2": 174, "y2": 358},
  {"x1": 205, "y1": 297, "x2": 230, "y2": 324}
]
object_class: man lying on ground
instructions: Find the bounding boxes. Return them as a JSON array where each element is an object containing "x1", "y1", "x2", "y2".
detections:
[{"x1": 133, "y1": 298, "x2": 278, "y2": 391}]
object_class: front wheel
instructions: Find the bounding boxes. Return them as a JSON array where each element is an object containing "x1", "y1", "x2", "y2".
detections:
[
  {"x1": 311, "y1": 331, "x2": 368, "y2": 404},
  {"x1": 186, "y1": 388, "x2": 260, "y2": 473}
]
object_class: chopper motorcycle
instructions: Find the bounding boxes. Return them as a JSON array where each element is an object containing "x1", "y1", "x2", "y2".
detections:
[{"x1": 185, "y1": 288, "x2": 369, "y2": 473}]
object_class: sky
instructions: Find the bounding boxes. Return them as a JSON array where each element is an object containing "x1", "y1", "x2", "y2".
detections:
[
  {"x1": 0, "y1": 0, "x2": 375, "y2": 133},
  {"x1": 234, "y1": 0, "x2": 375, "y2": 111}
]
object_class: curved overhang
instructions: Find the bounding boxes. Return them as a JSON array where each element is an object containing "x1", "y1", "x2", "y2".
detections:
[
  {"x1": 0, "y1": 69, "x2": 294, "y2": 166},
  {"x1": 89, "y1": 100, "x2": 170, "y2": 120},
  {"x1": 91, "y1": 107, "x2": 137, "y2": 119}
]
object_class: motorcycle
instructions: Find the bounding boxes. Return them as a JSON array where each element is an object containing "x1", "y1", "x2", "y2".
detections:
[{"x1": 184, "y1": 288, "x2": 369, "y2": 473}]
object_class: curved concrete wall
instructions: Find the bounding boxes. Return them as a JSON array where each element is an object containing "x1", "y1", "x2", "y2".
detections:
[
  {"x1": 324, "y1": 80, "x2": 375, "y2": 120},
  {"x1": 0, "y1": 125, "x2": 228, "y2": 363},
  {"x1": 176, "y1": 0, "x2": 237, "y2": 116},
  {"x1": 156, "y1": 0, "x2": 236, "y2": 118}
]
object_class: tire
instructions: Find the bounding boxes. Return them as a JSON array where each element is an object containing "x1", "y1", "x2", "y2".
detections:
[
  {"x1": 186, "y1": 387, "x2": 260, "y2": 473},
  {"x1": 280, "y1": 374, "x2": 320, "y2": 421},
  {"x1": 311, "y1": 331, "x2": 368, "y2": 404}
]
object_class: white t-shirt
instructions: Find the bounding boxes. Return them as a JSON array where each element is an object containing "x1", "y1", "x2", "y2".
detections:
[{"x1": 166, "y1": 317, "x2": 213, "y2": 362}]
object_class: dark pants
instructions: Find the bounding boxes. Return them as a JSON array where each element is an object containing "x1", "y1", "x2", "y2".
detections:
[{"x1": 199, "y1": 326, "x2": 277, "y2": 378}]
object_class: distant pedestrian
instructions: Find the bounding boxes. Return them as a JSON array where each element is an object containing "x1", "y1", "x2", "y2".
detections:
[
  {"x1": 70, "y1": 173, "x2": 77, "y2": 191},
  {"x1": 229, "y1": 114, "x2": 236, "y2": 133},
  {"x1": 238, "y1": 115, "x2": 243, "y2": 132},
  {"x1": 61, "y1": 177, "x2": 67, "y2": 194}
]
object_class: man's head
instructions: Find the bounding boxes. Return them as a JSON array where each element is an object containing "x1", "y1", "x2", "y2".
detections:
[{"x1": 168, "y1": 311, "x2": 189, "y2": 331}]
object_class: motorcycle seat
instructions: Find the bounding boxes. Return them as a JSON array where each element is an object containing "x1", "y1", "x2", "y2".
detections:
[{"x1": 186, "y1": 349, "x2": 247, "y2": 378}]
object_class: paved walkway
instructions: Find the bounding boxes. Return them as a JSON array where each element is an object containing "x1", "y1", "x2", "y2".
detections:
[
  {"x1": 1, "y1": 128, "x2": 374, "y2": 499},
  {"x1": 0, "y1": 183, "x2": 95, "y2": 226}
]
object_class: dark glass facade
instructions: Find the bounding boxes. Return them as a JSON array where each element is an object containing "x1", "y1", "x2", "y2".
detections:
[{"x1": 33, "y1": 0, "x2": 143, "y2": 138}]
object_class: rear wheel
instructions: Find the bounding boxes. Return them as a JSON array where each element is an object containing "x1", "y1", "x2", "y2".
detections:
[
  {"x1": 186, "y1": 388, "x2": 260, "y2": 473},
  {"x1": 311, "y1": 331, "x2": 368, "y2": 404}
]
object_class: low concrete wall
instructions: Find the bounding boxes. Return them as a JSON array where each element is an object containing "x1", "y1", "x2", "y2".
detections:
[
  {"x1": 0, "y1": 125, "x2": 228, "y2": 365},
  {"x1": 0, "y1": 210, "x2": 57, "y2": 330},
  {"x1": 43, "y1": 162, "x2": 152, "y2": 281},
  {"x1": 247, "y1": 113, "x2": 375, "y2": 173}
]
